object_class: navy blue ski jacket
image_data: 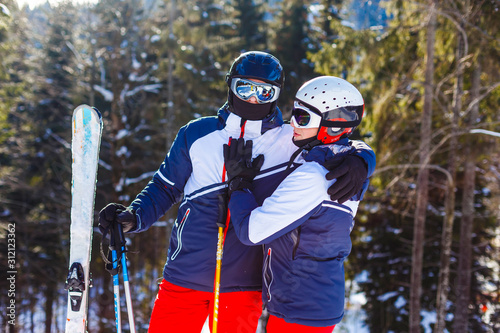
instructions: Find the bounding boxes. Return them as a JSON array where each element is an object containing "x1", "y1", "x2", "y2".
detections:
[
  {"x1": 129, "y1": 105, "x2": 376, "y2": 293},
  {"x1": 229, "y1": 141, "x2": 369, "y2": 326}
]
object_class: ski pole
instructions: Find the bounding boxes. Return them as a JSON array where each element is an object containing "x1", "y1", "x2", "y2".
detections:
[
  {"x1": 118, "y1": 224, "x2": 136, "y2": 333},
  {"x1": 101, "y1": 220, "x2": 137, "y2": 333},
  {"x1": 213, "y1": 208, "x2": 230, "y2": 333},
  {"x1": 212, "y1": 137, "x2": 233, "y2": 333},
  {"x1": 212, "y1": 128, "x2": 245, "y2": 332},
  {"x1": 111, "y1": 233, "x2": 122, "y2": 333}
]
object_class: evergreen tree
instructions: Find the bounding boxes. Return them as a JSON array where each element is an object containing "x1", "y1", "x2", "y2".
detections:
[
  {"x1": 309, "y1": 0, "x2": 499, "y2": 331},
  {"x1": 269, "y1": 0, "x2": 315, "y2": 112},
  {"x1": 27, "y1": 2, "x2": 80, "y2": 331},
  {"x1": 0, "y1": 2, "x2": 29, "y2": 331},
  {"x1": 0, "y1": 1, "x2": 81, "y2": 331},
  {"x1": 234, "y1": 0, "x2": 266, "y2": 50},
  {"x1": 0, "y1": 1, "x2": 14, "y2": 143},
  {"x1": 449, "y1": 0, "x2": 500, "y2": 331},
  {"x1": 82, "y1": 0, "x2": 171, "y2": 329}
]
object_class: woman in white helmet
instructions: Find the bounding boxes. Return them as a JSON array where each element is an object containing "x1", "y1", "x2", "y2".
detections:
[{"x1": 223, "y1": 76, "x2": 373, "y2": 332}]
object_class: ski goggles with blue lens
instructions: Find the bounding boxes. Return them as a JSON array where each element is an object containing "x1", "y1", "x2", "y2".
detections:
[
  {"x1": 290, "y1": 101, "x2": 322, "y2": 128},
  {"x1": 230, "y1": 78, "x2": 280, "y2": 104}
]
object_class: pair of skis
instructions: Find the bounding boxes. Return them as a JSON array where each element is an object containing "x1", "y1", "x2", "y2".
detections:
[{"x1": 64, "y1": 105, "x2": 135, "y2": 333}]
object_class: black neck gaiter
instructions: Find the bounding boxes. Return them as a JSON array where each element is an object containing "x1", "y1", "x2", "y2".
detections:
[
  {"x1": 292, "y1": 135, "x2": 319, "y2": 148},
  {"x1": 230, "y1": 92, "x2": 273, "y2": 120}
]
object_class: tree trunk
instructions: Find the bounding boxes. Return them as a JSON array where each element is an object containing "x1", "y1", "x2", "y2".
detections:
[
  {"x1": 452, "y1": 57, "x2": 481, "y2": 333},
  {"x1": 97, "y1": 273, "x2": 114, "y2": 333},
  {"x1": 44, "y1": 282, "x2": 54, "y2": 333},
  {"x1": 166, "y1": 0, "x2": 176, "y2": 150},
  {"x1": 409, "y1": 1, "x2": 436, "y2": 332},
  {"x1": 435, "y1": 27, "x2": 465, "y2": 333}
]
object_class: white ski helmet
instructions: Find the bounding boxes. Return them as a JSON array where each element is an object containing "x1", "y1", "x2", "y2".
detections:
[{"x1": 293, "y1": 76, "x2": 364, "y2": 144}]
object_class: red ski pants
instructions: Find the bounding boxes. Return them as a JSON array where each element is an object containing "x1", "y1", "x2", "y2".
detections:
[
  {"x1": 267, "y1": 315, "x2": 336, "y2": 333},
  {"x1": 148, "y1": 279, "x2": 262, "y2": 333}
]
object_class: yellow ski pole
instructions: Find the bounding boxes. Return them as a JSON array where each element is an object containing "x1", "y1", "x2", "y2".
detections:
[
  {"x1": 212, "y1": 209, "x2": 230, "y2": 333},
  {"x1": 212, "y1": 137, "x2": 232, "y2": 333},
  {"x1": 213, "y1": 127, "x2": 247, "y2": 332}
]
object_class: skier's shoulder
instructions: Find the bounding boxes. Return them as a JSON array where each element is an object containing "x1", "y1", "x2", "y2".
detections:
[
  {"x1": 177, "y1": 114, "x2": 221, "y2": 142},
  {"x1": 303, "y1": 141, "x2": 354, "y2": 164},
  {"x1": 183, "y1": 114, "x2": 219, "y2": 130},
  {"x1": 260, "y1": 121, "x2": 293, "y2": 143},
  {"x1": 280, "y1": 122, "x2": 295, "y2": 134}
]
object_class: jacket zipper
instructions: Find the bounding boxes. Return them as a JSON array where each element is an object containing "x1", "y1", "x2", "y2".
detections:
[
  {"x1": 263, "y1": 248, "x2": 273, "y2": 302},
  {"x1": 171, "y1": 208, "x2": 191, "y2": 261}
]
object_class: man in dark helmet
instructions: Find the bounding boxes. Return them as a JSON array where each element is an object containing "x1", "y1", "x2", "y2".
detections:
[
  {"x1": 225, "y1": 51, "x2": 284, "y2": 120},
  {"x1": 98, "y1": 52, "x2": 375, "y2": 332}
]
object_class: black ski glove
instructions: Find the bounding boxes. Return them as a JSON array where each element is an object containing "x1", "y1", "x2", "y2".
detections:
[
  {"x1": 223, "y1": 138, "x2": 265, "y2": 196},
  {"x1": 324, "y1": 154, "x2": 368, "y2": 204},
  {"x1": 98, "y1": 203, "x2": 137, "y2": 234}
]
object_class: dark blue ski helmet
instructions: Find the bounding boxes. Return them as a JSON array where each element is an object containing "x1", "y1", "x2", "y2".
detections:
[{"x1": 226, "y1": 51, "x2": 284, "y2": 88}]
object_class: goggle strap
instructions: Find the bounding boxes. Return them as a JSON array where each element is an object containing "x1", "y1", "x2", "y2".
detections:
[
  {"x1": 295, "y1": 98, "x2": 363, "y2": 128},
  {"x1": 294, "y1": 98, "x2": 322, "y2": 116},
  {"x1": 320, "y1": 119, "x2": 360, "y2": 128},
  {"x1": 232, "y1": 75, "x2": 281, "y2": 88}
]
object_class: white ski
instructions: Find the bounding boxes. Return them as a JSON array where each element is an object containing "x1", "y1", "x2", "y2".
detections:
[{"x1": 65, "y1": 105, "x2": 103, "y2": 333}]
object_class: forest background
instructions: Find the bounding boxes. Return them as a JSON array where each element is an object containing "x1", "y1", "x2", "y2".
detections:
[{"x1": 0, "y1": 0, "x2": 498, "y2": 332}]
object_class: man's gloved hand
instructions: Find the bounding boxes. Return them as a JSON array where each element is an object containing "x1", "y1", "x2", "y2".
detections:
[
  {"x1": 324, "y1": 154, "x2": 368, "y2": 204},
  {"x1": 98, "y1": 203, "x2": 137, "y2": 234},
  {"x1": 223, "y1": 138, "x2": 264, "y2": 196}
]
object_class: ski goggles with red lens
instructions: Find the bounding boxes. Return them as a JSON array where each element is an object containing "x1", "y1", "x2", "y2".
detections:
[
  {"x1": 290, "y1": 101, "x2": 323, "y2": 128},
  {"x1": 230, "y1": 78, "x2": 280, "y2": 104}
]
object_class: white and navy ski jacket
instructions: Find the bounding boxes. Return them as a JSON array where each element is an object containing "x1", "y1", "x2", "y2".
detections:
[
  {"x1": 129, "y1": 105, "x2": 376, "y2": 293},
  {"x1": 229, "y1": 141, "x2": 369, "y2": 326}
]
